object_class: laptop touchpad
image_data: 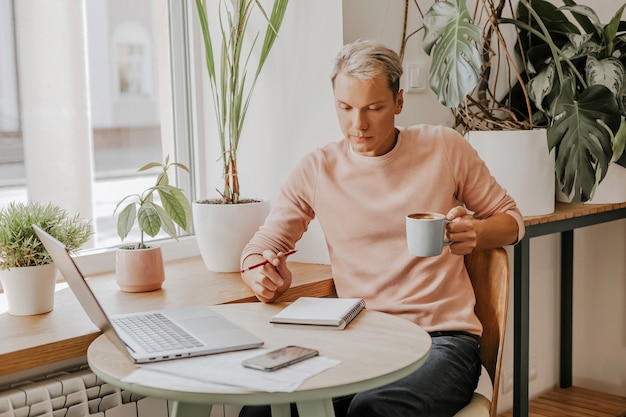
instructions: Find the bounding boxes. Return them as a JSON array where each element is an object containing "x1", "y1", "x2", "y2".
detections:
[{"x1": 179, "y1": 316, "x2": 235, "y2": 333}]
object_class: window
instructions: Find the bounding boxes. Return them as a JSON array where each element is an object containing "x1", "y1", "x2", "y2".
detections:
[
  {"x1": 116, "y1": 43, "x2": 146, "y2": 95},
  {"x1": 0, "y1": 0, "x2": 195, "y2": 257}
]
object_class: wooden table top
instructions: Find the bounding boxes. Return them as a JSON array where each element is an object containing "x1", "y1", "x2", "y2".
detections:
[
  {"x1": 0, "y1": 258, "x2": 334, "y2": 377},
  {"x1": 88, "y1": 302, "x2": 431, "y2": 407},
  {"x1": 523, "y1": 201, "x2": 626, "y2": 226}
]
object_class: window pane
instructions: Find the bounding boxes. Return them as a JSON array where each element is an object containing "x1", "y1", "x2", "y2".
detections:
[
  {"x1": 0, "y1": 0, "x2": 25, "y2": 206},
  {"x1": 0, "y1": 0, "x2": 190, "y2": 250}
]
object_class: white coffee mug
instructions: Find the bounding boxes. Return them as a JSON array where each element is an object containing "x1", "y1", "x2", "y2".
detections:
[{"x1": 406, "y1": 212, "x2": 451, "y2": 257}]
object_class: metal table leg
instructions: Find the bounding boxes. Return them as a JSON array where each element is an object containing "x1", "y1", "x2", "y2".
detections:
[
  {"x1": 513, "y1": 239, "x2": 530, "y2": 417},
  {"x1": 560, "y1": 230, "x2": 574, "y2": 388}
]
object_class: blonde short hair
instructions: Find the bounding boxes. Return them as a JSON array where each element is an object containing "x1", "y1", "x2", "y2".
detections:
[{"x1": 331, "y1": 39, "x2": 403, "y2": 97}]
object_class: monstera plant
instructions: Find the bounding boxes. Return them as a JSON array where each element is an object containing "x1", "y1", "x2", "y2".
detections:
[
  {"x1": 513, "y1": 0, "x2": 626, "y2": 203},
  {"x1": 414, "y1": 0, "x2": 626, "y2": 203}
]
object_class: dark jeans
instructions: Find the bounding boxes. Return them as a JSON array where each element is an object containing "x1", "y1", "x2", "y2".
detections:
[{"x1": 239, "y1": 332, "x2": 481, "y2": 417}]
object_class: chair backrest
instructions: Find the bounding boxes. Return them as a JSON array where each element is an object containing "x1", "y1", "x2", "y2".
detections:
[{"x1": 464, "y1": 247, "x2": 509, "y2": 417}]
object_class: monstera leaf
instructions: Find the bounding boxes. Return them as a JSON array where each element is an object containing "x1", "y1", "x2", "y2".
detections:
[
  {"x1": 422, "y1": 0, "x2": 483, "y2": 107},
  {"x1": 548, "y1": 81, "x2": 621, "y2": 203}
]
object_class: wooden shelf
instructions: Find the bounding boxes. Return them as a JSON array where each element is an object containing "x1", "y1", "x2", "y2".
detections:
[{"x1": 499, "y1": 386, "x2": 626, "y2": 417}]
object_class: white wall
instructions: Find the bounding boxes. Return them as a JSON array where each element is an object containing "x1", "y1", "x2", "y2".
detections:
[{"x1": 342, "y1": 0, "x2": 626, "y2": 414}]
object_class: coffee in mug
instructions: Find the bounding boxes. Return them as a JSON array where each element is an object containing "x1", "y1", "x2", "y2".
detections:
[{"x1": 406, "y1": 212, "x2": 451, "y2": 257}]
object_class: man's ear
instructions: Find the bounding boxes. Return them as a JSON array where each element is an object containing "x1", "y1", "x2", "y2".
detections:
[{"x1": 395, "y1": 89, "x2": 404, "y2": 114}]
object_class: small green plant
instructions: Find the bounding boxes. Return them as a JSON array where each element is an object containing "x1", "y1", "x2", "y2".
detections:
[
  {"x1": 0, "y1": 202, "x2": 92, "y2": 270},
  {"x1": 114, "y1": 156, "x2": 192, "y2": 249}
]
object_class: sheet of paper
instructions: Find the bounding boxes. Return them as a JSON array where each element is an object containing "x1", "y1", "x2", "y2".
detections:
[{"x1": 121, "y1": 349, "x2": 340, "y2": 392}]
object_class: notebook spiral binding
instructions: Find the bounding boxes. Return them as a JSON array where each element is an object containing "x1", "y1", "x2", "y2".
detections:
[{"x1": 341, "y1": 299, "x2": 366, "y2": 327}]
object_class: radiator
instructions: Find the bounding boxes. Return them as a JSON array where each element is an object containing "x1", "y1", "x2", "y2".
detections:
[{"x1": 0, "y1": 366, "x2": 171, "y2": 417}]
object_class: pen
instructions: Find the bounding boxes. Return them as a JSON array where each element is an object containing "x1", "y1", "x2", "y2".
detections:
[{"x1": 240, "y1": 249, "x2": 297, "y2": 273}]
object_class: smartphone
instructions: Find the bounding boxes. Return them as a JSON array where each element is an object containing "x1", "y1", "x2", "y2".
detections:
[{"x1": 242, "y1": 345, "x2": 319, "y2": 371}]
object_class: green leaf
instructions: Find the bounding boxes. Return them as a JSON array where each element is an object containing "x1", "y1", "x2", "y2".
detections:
[
  {"x1": 117, "y1": 204, "x2": 136, "y2": 241},
  {"x1": 528, "y1": 64, "x2": 556, "y2": 112},
  {"x1": 137, "y1": 162, "x2": 162, "y2": 172},
  {"x1": 604, "y1": 3, "x2": 626, "y2": 55},
  {"x1": 157, "y1": 186, "x2": 191, "y2": 232},
  {"x1": 560, "y1": 4, "x2": 601, "y2": 34},
  {"x1": 137, "y1": 204, "x2": 161, "y2": 238},
  {"x1": 422, "y1": 0, "x2": 483, "y2": 108},
  {"x1": 612, "y1": 117, "x2": 626, "y2": 164},
  {"x1": 585, "y1": 56, "x2": 624, "y2": 96},
  {"x1": 153, "y1": 204, "x2": 177, "y2": 239},
  {"x1": 548, "y1": 82, "x2": 621, "y2": 203},
  {"x1": 171, "y1": 162, "x2": 190, "y2": 173}
]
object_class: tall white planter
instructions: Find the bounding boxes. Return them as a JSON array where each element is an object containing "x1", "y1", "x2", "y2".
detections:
[
  {"x1": 193, "y1": 200, "x2": 270, "y2": 272},
  {"x1": 466, "y1": 129, "x2": 555, "y2": 217},
  {"x1": 0, "y1": 263, "x2": 57, "y2": 315}
]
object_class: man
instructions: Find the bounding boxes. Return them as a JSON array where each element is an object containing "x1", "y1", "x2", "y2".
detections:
[{"x1": 239, "y1": 39, "x2": 524, "y2": 417}]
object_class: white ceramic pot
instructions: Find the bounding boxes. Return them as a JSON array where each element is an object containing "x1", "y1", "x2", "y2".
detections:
[
  {"x1": 193, "y1": 199, "x2": 270, "y2": 272},
  {"x1": 115, "y1": 246, "x2": 164, "y2": 292},
  {"x1": 466, "y1": 129, "x2": 555, "y2": 216},
  {"x1": 556, "y1": 162, "x2": 626, "y2": 204},
  {"x1": 0, "y1": 263, "x2": 57, "y2": 315}
]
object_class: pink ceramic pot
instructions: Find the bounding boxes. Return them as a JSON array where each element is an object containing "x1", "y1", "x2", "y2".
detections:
[{"x1": 115, "y1": 246, "x2": 164, "y2": 292}]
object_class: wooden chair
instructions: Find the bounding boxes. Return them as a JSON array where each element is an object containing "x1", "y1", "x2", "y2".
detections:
[{"x1": 454, "y1": 247, "x2": 510, "y2": 417}]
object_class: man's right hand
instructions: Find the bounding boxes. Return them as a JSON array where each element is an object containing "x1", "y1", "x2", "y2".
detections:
[{"x1": 241, "y1": 250, "x2": 293, "y2": 302}]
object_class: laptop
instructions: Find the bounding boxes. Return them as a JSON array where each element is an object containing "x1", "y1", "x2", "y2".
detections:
[{"x1": 33, "y1": 225, "x2": 264, "y2": 364}]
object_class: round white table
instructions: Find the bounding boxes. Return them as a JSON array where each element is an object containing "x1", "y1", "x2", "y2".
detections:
[{"x1": 87, "y1": 302, "x2": 431, "y2": 417}]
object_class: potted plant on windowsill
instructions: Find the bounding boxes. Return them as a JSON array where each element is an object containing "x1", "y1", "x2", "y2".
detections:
[
  {"x1": 0, "y1": 201, "x2": 91, "y2": 315},
  {"x1": 114, "y1": 156, "x2": 191, "y2": 292},
  {"x1": 192, "y1": 0, "x2": 289, "y2": 272}
]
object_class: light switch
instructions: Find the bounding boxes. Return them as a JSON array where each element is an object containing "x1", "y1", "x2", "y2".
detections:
[{"x1": 405, "y1": 62, "x2": 426, "y2": 93}]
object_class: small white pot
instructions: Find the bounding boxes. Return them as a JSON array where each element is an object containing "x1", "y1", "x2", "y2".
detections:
[
  {"x1": 193, "y1": 199, "x2": 270, "y2": 272},
  {"x1": 115, "y1": 246, "x2": 165, "y2": 292},
  {"x1": 467, "y1": 129, "x2": 555, "y2": 216},
  {"x1": 0, "y1": 263, "x2": 57, "y2": 316}
]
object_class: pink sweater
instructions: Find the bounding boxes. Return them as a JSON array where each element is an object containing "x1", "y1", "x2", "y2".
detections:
[{"x1": 243, "y1": 125, "x2": 525, "y2": 335}]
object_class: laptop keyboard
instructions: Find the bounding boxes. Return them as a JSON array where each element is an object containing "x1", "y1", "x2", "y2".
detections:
[{"x1": 111, "y1": 313, "x2": 205, "y2": 353}]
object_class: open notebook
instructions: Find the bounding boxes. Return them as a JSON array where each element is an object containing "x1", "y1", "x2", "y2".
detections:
[{"x1": 34, "y1": 225, "x2": 264, "y2": 363}]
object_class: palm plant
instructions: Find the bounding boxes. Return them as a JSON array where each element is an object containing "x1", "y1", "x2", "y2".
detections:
[{"x1": 195, "y1": 0, "x2": 289, "y2": 204}]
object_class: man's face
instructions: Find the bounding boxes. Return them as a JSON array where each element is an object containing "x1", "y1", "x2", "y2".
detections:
[{"x1": 333, "y1": 72, "x2": 403, "y2": 157}]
